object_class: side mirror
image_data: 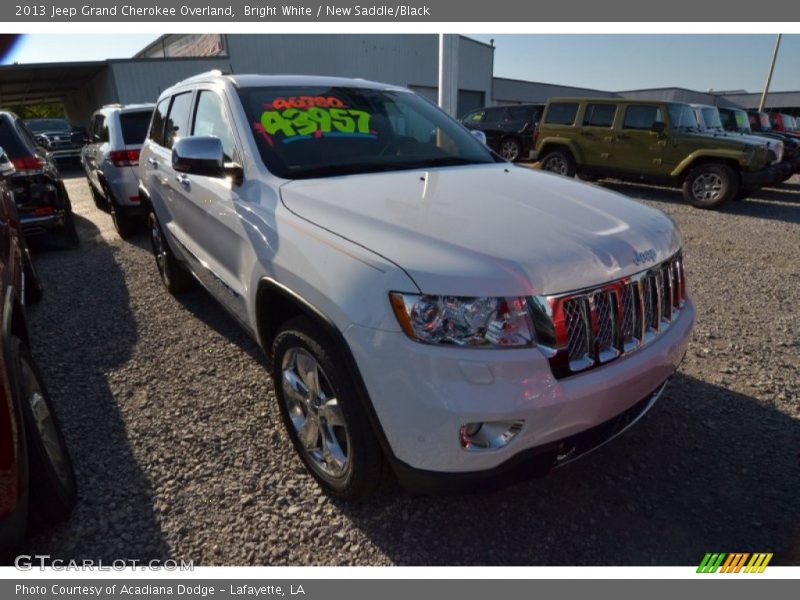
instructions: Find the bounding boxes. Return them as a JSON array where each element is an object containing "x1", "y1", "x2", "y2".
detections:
[
  {"x1": 0, "y1": 148, "x2": 15, "y2": 179},
  {"x1": 651, "y1": 121, "x2": 666, "y2": 134},
  {"x1": 470, "y1": 130, "x2": 487, "y2": 145},
  {"x1": 34, "y1": 134, "x2": 50, "y2": 149},
  {"x1": 172, "y1": 136, "x2": 225, "y2": 178}
]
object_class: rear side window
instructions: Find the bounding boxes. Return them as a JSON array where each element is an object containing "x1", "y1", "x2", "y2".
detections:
[
  {"x1": 582, "y1": 104, "x2": 617, "y2": 127},
  {"x1": 164, "y1": 92, "x2": 193, "y2": 149},
  {"x1": 0, "y1": 116, "x2": 30, "y2": 158},
  {"x1": 623, "y1": 105, "x2": 664, "y2": 130},
  {"x1": 149, "y1": 98, "x2": 170, "y2": 146},
  {"x1": 93, "y1": 115, "x2": 109, "y2": 143},
  {"x1": 119, "y1": 111, "x2": 153, "y2": 145},
  {"x1": 15, "y1": 119, "x2": 40, "y2": 153},
  {"x1": 545, "y1": 103, "x2": 579, "y2": 125},
  {"x1": 192, "y1": 91, "x2": 236, "y2": 161},
  {"x1": 462, "y1": 110, "x2": 485, "y2": 124},
  {"x1": 508, "y1": 106, "x2": 536, "y2": 121},
  {"x1": 483, "y1": 108, "x2": 506, "y2": 124}
]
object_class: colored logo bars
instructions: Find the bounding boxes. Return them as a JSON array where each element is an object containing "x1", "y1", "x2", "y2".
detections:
[{"x1": 697, "y1": 553, "x2": 773, "y2": 573}]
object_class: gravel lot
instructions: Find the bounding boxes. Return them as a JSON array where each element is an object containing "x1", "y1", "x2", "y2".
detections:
[{"x1": 20, "y1": 168, "x2": 800, "y2": 565}]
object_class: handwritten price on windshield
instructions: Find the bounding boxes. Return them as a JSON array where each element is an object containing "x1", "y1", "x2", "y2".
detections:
[{"x1": 260, "y1": 108, "x2": 372, "y2": 137}]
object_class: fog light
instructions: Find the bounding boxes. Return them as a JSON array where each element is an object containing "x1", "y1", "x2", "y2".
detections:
[{"x1": 459, "y1": 420, "x2": 524, "y2": 451}]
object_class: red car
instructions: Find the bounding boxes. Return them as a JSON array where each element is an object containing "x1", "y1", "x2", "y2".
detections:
[
  {"x1": 769, "y1": 112, "x2": 799, "y2": 135},
  {"x1": 0, "y1": 146, "x2": 76, "y2": 561}
]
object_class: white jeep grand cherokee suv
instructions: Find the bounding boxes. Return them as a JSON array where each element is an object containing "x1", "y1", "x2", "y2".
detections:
[{"x1": 139, "y1": 72, "x2": 695, "y2": 499}]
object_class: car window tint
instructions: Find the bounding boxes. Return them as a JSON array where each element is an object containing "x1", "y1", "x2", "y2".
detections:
[
  {"x1": 192, "y1": 91, "x2": 236, "y2": 162},
  {"x1": 545, "y1": 103, "x2": 579, "y2": 125},
  {"x1": 582, "y1": 104, "x2": 616, "y2": 127},
  {"x1": 623, "y1": 105, "x2": 664, "y2": 130},
  {"x1": 149, "y1": 98, "x2": 170, "y2": 146},
  {"x1": 119, "y1": 111, "x2": 153, "y2": 145},
  {"x1": 164, "y1": 92, "x2": 193, "y2": 150},
  {"x1": 483, "y1": 108, "x2": 505, "y2": 124},
  {"x1": 507, "y1": 106, "x2": 534, "y2": 121},
  {"x1": 15, "y1": 119, "x2": 39, "y2": 152},
  {"x1": 95, "y1": 115, "x2": 109, "y2": 143},
  {"x1": 0, "y1": 116, "x2": 29, "y2": 157},
  {"x1": 463, "y1": 110, "x2": 485, "y2": 124}
]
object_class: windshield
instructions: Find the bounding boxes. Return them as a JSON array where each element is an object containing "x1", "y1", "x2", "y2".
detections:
[
  {"x1": 25, "y1": 118, "x2": 71, "y2": 133},
  {"x1": 732, "y1": 110, "x2": 751, "y2": 132},
  {"x1": 238, "y1": 86, "x2": 498, "y2": 179},
  {"x1": 667, "y1": 104, "x2": 699, "y2": 130},
  {"x1": 701, "y1": 107, "x2": 724, "y2": 130},
  {"x1": 755, "y1": 113, "x2": 772, "y2": 130}
]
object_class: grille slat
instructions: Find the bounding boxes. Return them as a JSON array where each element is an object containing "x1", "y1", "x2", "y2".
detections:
[{"x1": 547, "y1": 253, "x2": 686, "y2": 379}]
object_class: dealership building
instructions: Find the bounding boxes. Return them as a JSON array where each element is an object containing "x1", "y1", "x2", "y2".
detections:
[{"x1": 1, "y1": 33, "x2": 799, "y2": 127}]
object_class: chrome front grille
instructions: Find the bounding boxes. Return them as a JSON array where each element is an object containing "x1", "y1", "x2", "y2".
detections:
[{"x1": 535, "y1": 253, "x2": 686, "y2": 379}]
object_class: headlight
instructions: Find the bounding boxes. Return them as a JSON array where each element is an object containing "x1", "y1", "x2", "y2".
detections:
[{"x1": 389, "y1": 293, "x2": 535, "y2": 347}]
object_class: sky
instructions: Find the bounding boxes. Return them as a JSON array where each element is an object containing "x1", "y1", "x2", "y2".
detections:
[{"x1": 2, "y1": 33, "x2": 798, "y2": 94}]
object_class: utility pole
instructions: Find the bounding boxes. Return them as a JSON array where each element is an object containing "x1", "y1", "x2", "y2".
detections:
[
  {"x1": 438, "y1": 34, "x2": 459, "y2": 117},
  {"x1": 758, "y1": 34, "x2": 782, "y2": 112}
]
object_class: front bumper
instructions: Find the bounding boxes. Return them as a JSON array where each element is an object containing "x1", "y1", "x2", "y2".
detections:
[
  {"x1": 49, "y1": 147, "x2": 82, "y2": 160},
  {"x1": 344, "y1": 297, "x2": 695, "y2": 478},
  {"x1": 742, "y1": 165, "x2": 779, "y2": 189}
]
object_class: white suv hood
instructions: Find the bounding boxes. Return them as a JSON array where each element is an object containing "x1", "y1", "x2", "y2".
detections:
[{"x1": 280, "y1": 164, "x2": 682, "y2": 297}]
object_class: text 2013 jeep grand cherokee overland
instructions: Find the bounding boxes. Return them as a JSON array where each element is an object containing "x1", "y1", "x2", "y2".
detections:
[
  {"x1": 139, "y1": 73, "x2": 695, "y2": 498},
  {"x1": 534, "y1": 98, "x2": 773, "y2": 209}
]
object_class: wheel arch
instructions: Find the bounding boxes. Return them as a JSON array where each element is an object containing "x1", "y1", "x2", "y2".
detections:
[
  {"x1": 673, "y1": 155, "x2": 743, "y2": 183},
  {"x1": 254, "y1": 277, "x2": 397, "y2": 462},
  {"x1": 537, "y1": 140, "x2": 581, "y2": 165}
]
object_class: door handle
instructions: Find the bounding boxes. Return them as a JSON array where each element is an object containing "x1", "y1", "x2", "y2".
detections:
[
  {"x1": 176, "y1": 174, "x2": 190, "y2": 188},
  {"x1": 616, "y1": 134, "x2": 630, "y2": 141},
  {"x1": 580, "y1": 131, "x2": 594, "y2": 137},
  {"x1": 148, "y1": 157, "x2": 159, "y2": 168}
]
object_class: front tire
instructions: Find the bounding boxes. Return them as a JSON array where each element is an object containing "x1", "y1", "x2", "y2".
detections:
[
  {"x1": 540, "y1": 149, "x2": 576, "y2": 177},
  {"x1": 682, "y1": 163, "x2": 739, "y2": 209},
  {"x1": 148, "y1": 211, "x2": 194, "y2": 295},
  {"x1": 272, "y1": 317, "x2": 385, "y2": 500}
]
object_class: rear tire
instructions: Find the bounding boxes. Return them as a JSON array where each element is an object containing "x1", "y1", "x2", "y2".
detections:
[
  {"x1": 272, "y1": 317, "x2": 386, "y2": 500},
  {"x1": 148, "y1": 211, "x2": 194, "y2": 295},
  {"x1": 540, "y1": 149, "x2": 576, "y2": 177},
  {"x1": 682, "y1": 163, "x2": 739, "y2": 209},
  {"x1": 108, "y1": 194, "x2": 139, "y2": 239},
  {"x1": 54, "y1": 211, "x2": 80, "y2": 249},
  {"x1": 499, "y1": 137, "x2": 522, "y2": 162},
  {"x1": 10, "y1": 337, "x2": 76, "y2": 527}
]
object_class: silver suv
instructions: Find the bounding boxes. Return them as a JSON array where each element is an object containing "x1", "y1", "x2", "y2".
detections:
[{"x1": 81, "y1": 104, "x2": 154, "y2": 237}]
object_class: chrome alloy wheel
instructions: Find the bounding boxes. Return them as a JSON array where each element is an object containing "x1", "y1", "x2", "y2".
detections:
[
  {"x1": 281, "y1": 347, "x2": 349, "y2": 478},
  {"x1": 500, "y1": 139, "x2": 520, "y2": 161},
  {"x1": 543, "y1": 155, "x2": 568, "y2": 175},
  {"x1": 691, "y1": 172, "x2": 724, "y2": 202},
  {"x1": 23, "y1": 358, "x2": 71, "y2": 489}
]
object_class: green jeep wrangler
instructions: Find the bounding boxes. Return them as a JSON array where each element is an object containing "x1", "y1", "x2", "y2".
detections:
[{"x1": 533, "y1": 98, "x2": 773, "y2": 209}]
